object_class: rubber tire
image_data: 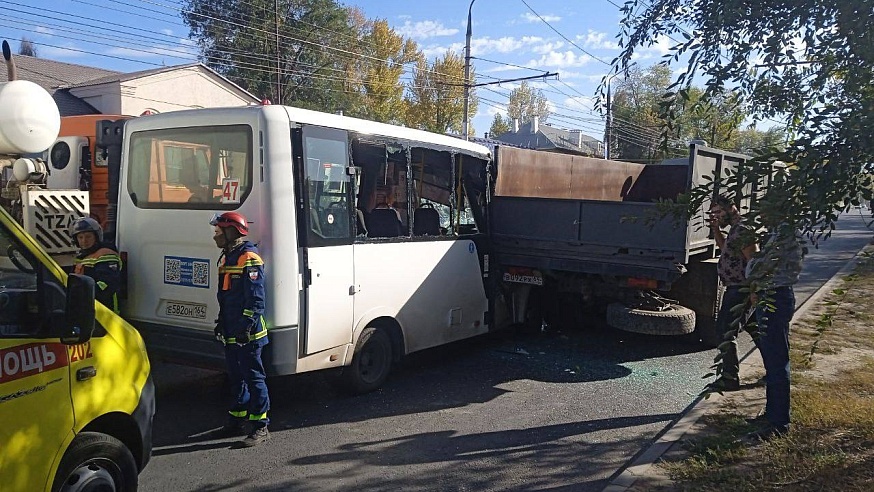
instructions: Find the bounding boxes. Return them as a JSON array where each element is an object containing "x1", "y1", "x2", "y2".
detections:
[
  {"x1": 341, "y1": 326, "x2": 392, "y2": 395},
  {"x1": 606, "y1": 302, "x2": 696, "y2": 336},
  {"x1": 52, "y1": 432, "x2": 138, "y2": 492}
]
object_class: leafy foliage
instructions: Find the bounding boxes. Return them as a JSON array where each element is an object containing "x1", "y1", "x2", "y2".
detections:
[
  {"x1": 347, "y1": 18, "x2": 418, "y2": 124},
  {"x1": 609, "y1": 65, "x2": 782, "y2": 161},
  {"x1": 488, "y1": 113, "x2": 512, "y2": 138},
  {"x1": 403, "y1": 50, "x2": 473, "y2": 134},
  {"x1": 17, "y1": 37, "x2": 37, "y2": 57},
  {"x1": 184, "y1": 0, "x2": 363, "y2": 112},
  {"x1": 506, "y1": 81, "x2": 550, "y2": 125},
  {"x1": 609, "y1": 0, "x2": 874, "y2": 239}
]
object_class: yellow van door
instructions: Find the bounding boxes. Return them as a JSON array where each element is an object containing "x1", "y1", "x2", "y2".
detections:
[
  {"x1": 0, "y1": 213, "x2": 75, "y2": 491},
  {"x1": 0, "y1": 337, "x2": 74, "y2": 491}
]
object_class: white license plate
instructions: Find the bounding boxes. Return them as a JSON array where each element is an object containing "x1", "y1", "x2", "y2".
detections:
[
  {"x1": 165, "y1": 301, "x2": 208, "y2": 319},
  {"x1": 503, "y1": 272, "x2": 544, "y2": 286}
]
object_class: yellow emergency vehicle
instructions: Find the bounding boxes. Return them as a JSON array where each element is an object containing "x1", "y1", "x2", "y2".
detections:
[{"x1": 0, "y1": 205, "x2": 154, "y2": 491}]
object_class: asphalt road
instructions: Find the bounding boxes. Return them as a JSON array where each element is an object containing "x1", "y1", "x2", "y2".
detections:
[{"x1": 139, "y1": 211, "x2": 873, "y2": 492}]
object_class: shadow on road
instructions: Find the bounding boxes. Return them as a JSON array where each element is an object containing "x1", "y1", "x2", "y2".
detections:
[
  {"x1": 149, "y1": 319, "x2": 703, "y2": 453},
  {"x1": 290, "y1": 413, "x2": 678, "y2": 467}
]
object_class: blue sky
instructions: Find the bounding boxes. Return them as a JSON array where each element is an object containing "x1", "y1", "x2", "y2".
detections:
[{"x1": 2, "y1": 0, "x2": 675, "y2": 139}]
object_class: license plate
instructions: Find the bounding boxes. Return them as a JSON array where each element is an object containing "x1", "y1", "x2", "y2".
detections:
[
  {"x1": 165, "y1": 300, "x2": 207, "y2": 319},
  {"x1": 503, "y1": 272, "x2": 543, "y2": 286}
]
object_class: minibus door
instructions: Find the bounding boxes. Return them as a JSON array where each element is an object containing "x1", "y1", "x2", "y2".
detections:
[{"x1": 294, "y1": 126, "x2": 355, "y2": 355}]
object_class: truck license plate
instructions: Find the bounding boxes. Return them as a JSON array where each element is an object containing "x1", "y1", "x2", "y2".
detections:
[
  {"x1": 165, "y1": 301, "x2": 207, "y2": 319},
  {"x1": 503, "y1": 272, "x2": 543, "y2": 286}
]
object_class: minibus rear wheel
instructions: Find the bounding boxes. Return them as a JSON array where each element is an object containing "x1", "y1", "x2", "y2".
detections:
[
  {"x1": 53, "y1": 432, "x2": 138, "y2": 492},
  {"x1": 341, "y1": 326, "x2": 392, "y2": 394}
]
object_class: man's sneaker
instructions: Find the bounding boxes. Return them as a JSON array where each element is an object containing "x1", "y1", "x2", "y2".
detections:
[
  {"x1": 241, "y1": 426, "x2": 269, "y2": 447},
  {"x1": 216, "y1": 419, "x2": 248, "y2": 438}
]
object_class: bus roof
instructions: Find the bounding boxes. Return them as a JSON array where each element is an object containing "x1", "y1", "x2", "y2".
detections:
[{"x1": 128, "y1": 105, "x2": 492, "y2": 160}]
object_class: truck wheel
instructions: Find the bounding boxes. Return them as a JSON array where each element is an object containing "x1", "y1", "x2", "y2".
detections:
[
  {"x1": 341, "y1": 326, "x2": 392, "y2": 394},
  {"x1": 53, "y1": 432, "x2": 138, "y2": 492},
  {"x1": 606, "y1": 303, "x2": 696, "y2": 336}
]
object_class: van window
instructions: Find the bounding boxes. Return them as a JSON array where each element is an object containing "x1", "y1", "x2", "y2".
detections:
[
  {"x1": 0, "y1": 226, "x2": 41, "y2": 337},
  {"x1": 301, "y1": 126, "x2": 353, "y2": 244},
  {"x1": 127, "y1": 125, "x2": 252, "y2": 209}
]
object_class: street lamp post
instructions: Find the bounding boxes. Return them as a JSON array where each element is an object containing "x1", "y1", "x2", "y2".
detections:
[{"x1": 462, "y1": 0, "x2": 476, "y2": 140}]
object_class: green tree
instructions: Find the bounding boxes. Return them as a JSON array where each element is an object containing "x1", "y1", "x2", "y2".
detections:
[
  {"x1": 732, "y1": 127, "x2": 785, "y2": 155},
  {"x1": 488, "y1": 113, "x2": 511, "y2": 137},
  {"x1": 18, "y1": 37, "x2": 37, "y2": 57},
  {"x1": 611, "y1": 0, "x2": 874, "y2": 234},
  {"x1": 609, "y1": 65, "x2": 672, "y2": 161},
  {"x1": 403, "y1": 50, "x2": 475, "y2": 134},
  {"x1": 609, "y1": 65, "x2": 747, "y2": 161},
  {"x1": 613, "y1": 0, "x2": 874, "y2": 389},
  {"x1": 506, "y1": 81, "x2": 550, "y2": 124},
  {"x1": 345, "y1": 19, "x2": 418, "y2": 123},
  {"x1": 183, "y1": 0, "x2": 359, "y2": 112}
]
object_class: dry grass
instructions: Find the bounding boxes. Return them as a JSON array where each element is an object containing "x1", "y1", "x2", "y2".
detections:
[{"x1": 656, "y1": 250, "x2": 874, "y2": 491}]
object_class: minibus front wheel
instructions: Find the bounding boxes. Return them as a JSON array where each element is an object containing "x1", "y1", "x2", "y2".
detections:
[
  {"x1": 53, "y1": 432, "x2": 138, "y2": 492},
  {"x1": 341, "y1": 326, "x2": 392, "y2": 395}
]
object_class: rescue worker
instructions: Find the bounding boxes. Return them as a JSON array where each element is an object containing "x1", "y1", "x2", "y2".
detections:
[
  {"x1": 71, "y1": 217, "x2": 122, "y2": 313},
  {"x1": 211, "y1": 211, "x2": 270, "y2": 446}
]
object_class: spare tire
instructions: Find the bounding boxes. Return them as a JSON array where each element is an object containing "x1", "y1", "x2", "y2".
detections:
[{"x1": 606, "y1": 303, "x2": 696, "y2": 336}]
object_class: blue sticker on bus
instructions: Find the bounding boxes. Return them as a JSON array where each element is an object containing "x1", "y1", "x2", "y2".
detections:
[
  {"x1": 164, "y1": 256, "x2": 211, "y2": 288},
  {"x1": 468, "y1": 243, "x2": 475, "y2": 254}
]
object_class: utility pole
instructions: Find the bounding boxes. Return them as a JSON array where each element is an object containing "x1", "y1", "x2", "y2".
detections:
[
  {"x1": 275, "y1": 0, "x2": 281, "y2": 104},
  {"x1": 605, "y1": 78, "x2": 612, "y2": 160},
  {"x1": 460, "y1": 0, "x2": 556, "y2": 139},
  {"x1": 462, "y1": 0, "x2": 476, "y2": 140}
]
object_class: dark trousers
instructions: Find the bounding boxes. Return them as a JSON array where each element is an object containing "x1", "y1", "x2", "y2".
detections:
[
  {"x1": 717, "y1": 285, "x2": 757, "y2": 379},
  {"x1": 225, "y1": 343, "x2": 270, "y2": 429},
  {"x1": 756, "y1": 286, "x2": 795, "y2": 428}
]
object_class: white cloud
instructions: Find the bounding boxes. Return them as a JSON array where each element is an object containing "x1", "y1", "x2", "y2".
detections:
[
  {"x1": 525, "y1": 50, "x2": 594, "y2": 69},
  {"x1": 471, "y1": 37, "x2": 524, "y2": 55},
  {"x1": 40, "y1": 44, "x2": 86, "y2": 58},
  {"x1": 421, "y1": 44, "x2": 453, "y2": 59},
  {"x1": 530, "y1": 40, "x2": 565, "y2": 55},
  {"x1": 35, "y1": 26, "x2": 55, "y2": 36},
  {"x1": 578, "y1": 30, "x2": 620, "y2": 50},
  {"x1": 161, "y1": 29, "x2": 174, "y2": 36},
  {"x1": 396, "y1": 20, "x2": 459, "y2": 40},
  {"x1": 521, "y1": 12, "x2": 561, "y2": 23}
]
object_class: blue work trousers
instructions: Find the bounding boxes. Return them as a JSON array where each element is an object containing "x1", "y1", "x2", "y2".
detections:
[
  {"x1": 225, "y1": 343, "x2": 270, "y2": 429},
  {"x1": 718, "y1": 285, "x2": 757, "y2": 379},
  {"x1": 755, "y1": 286, "x2": 795, "y2": 428}
]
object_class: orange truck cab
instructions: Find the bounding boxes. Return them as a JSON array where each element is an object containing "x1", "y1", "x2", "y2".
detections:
[{"x1": 46, "y1": 115, "x2": 129, "y2": 227}]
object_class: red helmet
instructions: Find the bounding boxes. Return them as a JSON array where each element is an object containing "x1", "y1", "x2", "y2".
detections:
[{"x1": 210, "y1": 212, "x2": 249, "y2": 235}]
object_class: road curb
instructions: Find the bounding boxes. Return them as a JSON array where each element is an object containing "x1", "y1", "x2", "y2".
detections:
[{"x1": 603, "y1": 242, "x2": 873, "y2": 492}]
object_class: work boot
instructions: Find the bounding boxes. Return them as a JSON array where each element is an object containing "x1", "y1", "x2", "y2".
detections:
[
  {"x1": 241, "y1": 426, "x2": 269, "y2": 447},
  {"x1": 217, "y1": 418, "x2": 248, "y2": 437}
]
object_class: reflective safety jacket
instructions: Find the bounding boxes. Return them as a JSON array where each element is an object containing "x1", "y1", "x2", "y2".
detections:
[
  {"x1": 216, "y1": 240, "x2": 268, "y2": 346},
  {"x1": 74, "y1": 243, "x2": 122, "y2": 313}
]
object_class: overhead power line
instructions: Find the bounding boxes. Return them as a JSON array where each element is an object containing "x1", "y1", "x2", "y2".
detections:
[{"x1": 519, "y1": 0, "x2": 611, "y2": 66}]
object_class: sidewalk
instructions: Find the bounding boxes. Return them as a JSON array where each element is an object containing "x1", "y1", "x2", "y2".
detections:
[{"x1": 604, "y1": 241, "x2": 874, "y2": 492}]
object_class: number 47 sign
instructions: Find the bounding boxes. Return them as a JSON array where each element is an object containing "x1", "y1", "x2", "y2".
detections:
[{"x1": 221, "y1": 178, "x2": 241, "y2": 204}]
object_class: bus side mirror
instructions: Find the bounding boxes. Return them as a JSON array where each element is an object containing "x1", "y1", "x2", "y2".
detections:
[{"x1": 61, "y1": 274, "x2": 96, "y2": 345}]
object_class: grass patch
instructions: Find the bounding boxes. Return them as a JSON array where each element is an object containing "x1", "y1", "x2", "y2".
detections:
[{"x1": 657, "y1": 249, "x2": 874, "y2": 491}]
